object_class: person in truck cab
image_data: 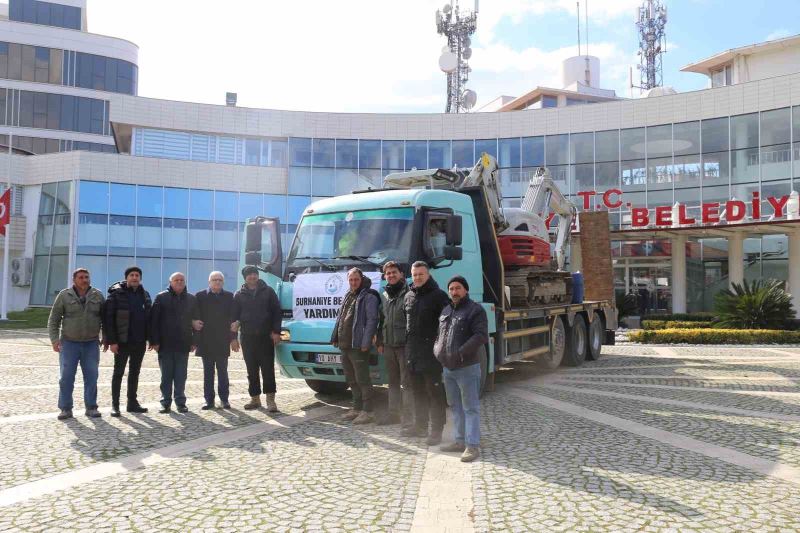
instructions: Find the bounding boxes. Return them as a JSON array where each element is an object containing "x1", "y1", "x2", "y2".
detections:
[{"x1": 434, "y1": 275, "x2": 488, "y2": 463}]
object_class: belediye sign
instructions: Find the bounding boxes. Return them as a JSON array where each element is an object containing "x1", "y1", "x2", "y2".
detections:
[{"x1": 292, "y1": 271, "x2": 383, "y2": 321}]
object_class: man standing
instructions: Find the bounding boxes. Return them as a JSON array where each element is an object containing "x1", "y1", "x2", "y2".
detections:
[
  {"x1": 403, "y1": 261, "x2": 450, "y2": 445},
  {"x1": 331, "y1": 268, "x2": 380, "y2": 425},
  {"x1": 104, "y1": 266, "x2": 152, "y2": 417},
  {"x1": 376, "y1": 261, "x2": 411, "y2": 427},
  {"x1": 48, "y1": 268, "x2": 104, "y2": 420},
  {"x1": 435, "y1": 276, "x2": 489, "y2": 463},
  {"x1": 232, "y1": 266, "x2": 282, "y2": 412},
  {"x1": 193, "y1": 271, "x2": 236, "y2": 410},
  {"x1": 150, "y1": 272, "x2": 196, "y2": 414}
]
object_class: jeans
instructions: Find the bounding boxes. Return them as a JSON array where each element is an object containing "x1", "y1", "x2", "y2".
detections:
[
  {"x1": 202, "y1": 356, "x2": 230, "y2": 405},
  {"x1": 383, "y1": 344, "x2": 412, "y2": 425},
  {"x1": 158, "y1": 351, "x2": 189, "y2": 408},
  {"x1": 341, "y1": 348, "x2": 374, "y2": 412},
  {"x1": 443, "y1": 362, "x2": 482, "y2": 447},
  {"x1": 111, "y1": 342, "x2": 146, "y2": 407},
  {"x1": 241, "y1": 333, "x2": 276, "y2": 396},
  {"x1": 58, "y1": 340, "x2": 100, "y2": 410},
  {"x1": 410, "y1": 370, "x2": 446, "y2": 433}
]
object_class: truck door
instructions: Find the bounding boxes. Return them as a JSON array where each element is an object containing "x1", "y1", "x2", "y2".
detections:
[{"x1": 243, "y1": 216, "x2": 283, "y2": 288}]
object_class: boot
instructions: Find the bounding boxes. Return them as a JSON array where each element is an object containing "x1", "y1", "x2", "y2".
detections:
[
  {"x1": 126, "y1": 403, "x2": 148, "y2": 414},
  {"x1": 244, "y1": 396, "x2": 262, "y2": 410},
  {"x1": 85, "y1": 408, "x2": 102, "y2": 418},
  {"x1": 265, "y1": 393, "x2": 278, "y2": 413},
  {"x1": 352, "y1": 411, "x2": 375, "y2": 425},
  {"x1": 461, "y1": 446, "x2": 480, "y2": 463},
  {"x1": 110, "y1": 403, "x2": 121, "y2": 417},
  {"x1": 440, "y1": 441, "x2": 466, "y2": 453},
  {"x1": 401, "y1": 426, "x2": 427, "y2": 438},
  {"x1": 57, "y1": 409, "x2": 73, "y2": 420},
  {"x1": 426, "y1": 428, "x2": 443, "y2": 446},
  {"x1": 377, "y1": 412, "x2": 401, "y2": 426},
  {"x1": 340, "y1": 409, "x2": 361, "y2": 421}
]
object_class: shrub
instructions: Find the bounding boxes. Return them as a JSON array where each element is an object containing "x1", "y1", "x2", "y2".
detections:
[
  {"x1": 642, "y1": 320, "x2": 714, "y2": 330},
  {"x1": 641, "y1": 313, "x2": 715, "y2": 322},
  {"x1": 628, "y1": 328, "x2": 800, "y2": 344},
  {"x1": 713, "y1": 279, "x2": 796, "y2": 330}
]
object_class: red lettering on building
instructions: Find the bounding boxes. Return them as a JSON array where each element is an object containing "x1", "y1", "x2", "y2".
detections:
[
  {"x1": 631, "y1": 207, "x2": 649, "y2": 227},
  {"x1": 655, "y1": 205, "x2": 671, "y2": 226},
  {"x1": 602, "y1": 189, "x2": 623, "y2": 209},
  {"x1": 576, "y1": 190, "x2": 596, "y2": 210},
  {"x1": 725, "y1": 200, "x2": 746, "y2": 222},
  {"x1": 752, "y1": 191, "x2": 761, "y2": 219},
  {"x1": 701, "y1": 203, "x2": 720, "y2": 224},
  {"x1": 767, "y1": 195, "x2": 790, "y2": 217},
  {"x1": 678, "y1": 204, "x2": 696, "y2": 225}
]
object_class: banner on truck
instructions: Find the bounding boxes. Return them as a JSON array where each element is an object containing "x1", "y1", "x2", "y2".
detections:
[{"x1": 292, "y1": 271, "x2": 383, "y2": 321}]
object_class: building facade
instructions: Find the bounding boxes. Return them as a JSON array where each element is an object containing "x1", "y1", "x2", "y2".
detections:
[{"x1": 1, "y1": 1, "x2": 799, "y2": 316}]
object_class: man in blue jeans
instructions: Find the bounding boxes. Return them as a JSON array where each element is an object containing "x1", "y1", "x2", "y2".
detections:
[
  {"x1": 48, "y1": 268, "x2": 105, "y2": 420},
  {"x1": 434, "y1": 275, "x2": 488, "y2": 462}
]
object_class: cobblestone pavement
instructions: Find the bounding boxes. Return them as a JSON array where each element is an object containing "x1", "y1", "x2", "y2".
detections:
[{"x1": 1, "y1": 330, "x2": 800, "y2": 532}]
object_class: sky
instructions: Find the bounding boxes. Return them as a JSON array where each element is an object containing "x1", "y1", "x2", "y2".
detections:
[{"x1": 87, "y1": 0, "x2": 800, "y2": 113}]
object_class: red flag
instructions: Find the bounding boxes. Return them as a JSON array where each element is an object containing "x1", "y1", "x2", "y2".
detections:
[{"x1": 0, "y1": 188, "x2": 10, "y2": 237}]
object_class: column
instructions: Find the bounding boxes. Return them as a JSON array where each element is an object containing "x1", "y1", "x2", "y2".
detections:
[
  {"x1": 789, "y1": 230, "x2": 800, "y2": 312},
  {"x1": 671, "y1": 234, "x2": 687, "y2": 314},
  {"x1": 569, "y1": 238, "x2": 582, "y2": 273},
  {"x1": 728, "y1": 232, "x2": 744, "y2": 289}
]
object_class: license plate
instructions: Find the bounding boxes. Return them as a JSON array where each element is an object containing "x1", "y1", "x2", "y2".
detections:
[{"x1": 316, "y1": 353, "x2": 342, "y2": 364}]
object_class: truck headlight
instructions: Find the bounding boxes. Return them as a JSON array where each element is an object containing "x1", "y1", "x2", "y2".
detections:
[{"x1": 280, "y1": 329, "x2": 291, "y2": 342}]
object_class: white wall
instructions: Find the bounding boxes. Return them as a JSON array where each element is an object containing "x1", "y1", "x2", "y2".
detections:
[{"x1": 734, "y1": 47, "x2": 800, "y2": 84}]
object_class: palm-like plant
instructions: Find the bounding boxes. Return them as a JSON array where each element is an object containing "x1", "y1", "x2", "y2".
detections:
[{"x1": 713, "y1": 279, "x2": 796, "y2": 329}]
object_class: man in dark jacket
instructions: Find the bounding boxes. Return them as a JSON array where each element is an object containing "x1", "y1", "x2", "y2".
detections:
[
  {"x1": 104, "y1": 266, "x2": 152, "y2": 417},
  {"x1": 435, "y1": 276, "x2": 489, "y2": 463},
  {"x1": 331, "y1": 268, "x2": 380, "y2": 425},
  {"x1": 376, "y1": 261, "x2": 411, "y2": 427},
  {"x1": 402, "y1": 261, "x2": 450, "y2": 445},
  {"x1": 150, "y1": 272, "x2": 196, "y2": 413},
  {"x1": 193, "y1": 271, "x2": 236, "y2": 410},
  {"x1": 232, "y1": 265, "x2": 282, "y2": 412}
]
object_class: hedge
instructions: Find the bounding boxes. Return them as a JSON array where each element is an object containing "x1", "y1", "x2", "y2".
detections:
[
  {"x1": 642, "y1": 320, "x2": 714, "y2": 330},
  {"x1": 629, "y1": 328, "x2": 800, "y2": 344},
  {"x1": 640, "y1": 313, "x2": 715, "y2": 322}
]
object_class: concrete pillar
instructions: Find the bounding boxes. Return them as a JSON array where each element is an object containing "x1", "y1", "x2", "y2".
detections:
[
  {"x1": 789, "y1": 230, "x2": 800, "y2": 312},
  {"x1": 728, "y1": 232, "x2": 745, "y2": 289},
  {"x1": 569, "y1": 238, "x2": 582, "y2": 273},
  {"x1": 671, "y1": 234, "x2": 687, "y2": 314}
]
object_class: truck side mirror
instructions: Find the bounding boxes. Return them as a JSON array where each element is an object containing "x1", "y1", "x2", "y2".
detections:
[
  {"x1": 244, "y1": 217, "x2": 282, "y2": 274},
  {"x1": 444, "y1": 245, "x2": 462, "y2": 260},
  {"x1": 446, "y1": 214, "x2": 462, "y2": 246}
]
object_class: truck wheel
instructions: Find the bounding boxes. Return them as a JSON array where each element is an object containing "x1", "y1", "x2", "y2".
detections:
[
  {"x1": 540, "y1": 316, "x2": 566, "y2": 369},
  {"x1": 562, "y1": 315, "x2": 587, "y2": 367},
  {"x1": 305, "y1": 379, "x2": 349, "y2": 396},
  {"x1": 478, "y1": 345, "x2": 488, "y2": 398},
  {"x1": 586, "y1": 314, "x2": 604, "y2": 361}
]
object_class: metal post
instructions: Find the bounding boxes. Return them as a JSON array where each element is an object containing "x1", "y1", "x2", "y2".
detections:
[{"x1": 1, "y1": 134, "x2": 12, "y2": 319}]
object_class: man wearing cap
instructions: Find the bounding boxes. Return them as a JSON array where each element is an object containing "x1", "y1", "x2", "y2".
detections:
[
  {"x1": 232, "y1": 265, "x2": 282, "y2": 412},
  {"x1": 434, "y1": 275, "x2": 489, "y2": 462},
  {"x1": 104, "y1": 266, "x2": 152, "y2": 416}
]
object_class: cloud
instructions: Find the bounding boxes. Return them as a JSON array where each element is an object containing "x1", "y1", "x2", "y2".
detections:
[{"x1": 765, "y1": 28, "x2": 792, "y2": 41}]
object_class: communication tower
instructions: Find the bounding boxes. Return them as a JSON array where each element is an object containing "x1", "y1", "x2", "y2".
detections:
[
  {"x1": 436, "y1": 1, "x2": 478, "y2": 113},
  {"x1": 633, "y1": 0, "x2": 667, "y2": 92}
]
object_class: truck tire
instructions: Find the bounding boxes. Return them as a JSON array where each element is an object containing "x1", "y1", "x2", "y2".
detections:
[
  {"x1": 562, "y1": 315, "x2": 587, "y2": 367},
  {"x1": 305, "y1": 379, "x2": 349, "y2": 396},
  {"x1": 586, "y1": 314, "x2": 604, "y2": 361},
  {"x1": 540, "y1": 316, "x2": 566, "y2": 370}
]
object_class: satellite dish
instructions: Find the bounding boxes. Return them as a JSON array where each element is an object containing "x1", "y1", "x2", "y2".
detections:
[
  {"x1": 464, "y1": 37, "x2": 471, "y2": 48},
  {"x1": 462, "y1": 89, "x2": 477, "y2": 109},
  {"x1": 443, "y1": 3, "x2": 452, "y2": 13},
  {"x1": 463, "y1": 47, "x2": 472, "y2": 60},
  {"x1": 439, "y1": 51, "x2": 458, "y2": 73}
]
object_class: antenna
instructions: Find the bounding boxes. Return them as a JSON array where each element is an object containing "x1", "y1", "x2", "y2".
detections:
[
  {"x1": 585, "y1": 0, "x2": 589, "y2": 56},
  {"x1": 436, "y1": 0, "x2": 479, "y2": 113},
  {"x1": 576, "y1": 2, "x2": 581, "y2": 56},
  {"x1": 631, "y1": 0, "x2": 668, "y2": 93}
]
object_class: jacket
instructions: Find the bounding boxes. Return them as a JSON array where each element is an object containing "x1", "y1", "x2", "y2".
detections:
[
  {"x1": 380, "y1": 279, "x2": 408, "y2": 347},
  {"x1": 48, "y1": 286, "x2": 105, "y2": 344},
  {"x1": 104, "y1": 281, "x2": 152, "y2": 345},
  {"x1": 232, "y1": 279, "x2": 282, "y2": 337},
  {"x1": 434, "y1": 296, "x2": 489, "y2": 370},
  {"x1": 150, "y1": 287, "x2": 197, "y2": 353},
  {"x1": 404, "y1": 277, "x2": 450, "y2": 374},
  {"x1": 193, "y1": 288, "x2": 236, "y2": 359},
  {"x1": 331, "y1": 276, "x2": 381, "y2": 351}
]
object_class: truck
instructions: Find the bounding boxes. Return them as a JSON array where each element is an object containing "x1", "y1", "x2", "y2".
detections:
[{"x1": 241, "y1": 155, "x2": 617, "y2": 395}]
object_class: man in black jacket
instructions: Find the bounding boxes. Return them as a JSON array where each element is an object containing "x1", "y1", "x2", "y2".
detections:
[
  {"x1": 104, "y1": 266, "x2": 152, "y2": 417},
  {"x1": 193, "y1": 271, "x2": 237, "y2": 410},
  {"x1": 232, "y1": 266, "x2": 282, "y2": 412},
  {"x1": 402, "y1": 261, "x2": 450, "y2": 445},
  {"x1": 150, "y1": 272, "x2": 197, "y2": 414},
  {"x1": 434, "y1": 276, "x2": 489, "y2": 463}
]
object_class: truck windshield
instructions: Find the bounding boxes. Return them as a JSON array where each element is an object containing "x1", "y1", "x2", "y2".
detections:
[{"x1": 286, "y1": 207, "x2": 414, "y2": 273}]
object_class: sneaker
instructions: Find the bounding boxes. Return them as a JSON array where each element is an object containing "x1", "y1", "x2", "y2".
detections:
[
  {"x1": 126, "y1": 404, "x2": 148, "y2": 414},
  {"x1": 426, "y1": 429, "x2": 443, "y2": 446},
  {"x1": 440, "y1": 441, "x2": 467, "y2": 453},
  {"x1": 85, "y1": 408, "x2": 102, "y2": 418},
  {"x1": 340, "y1": 410, "x2": 361, "y2": 422},
  {"x1": 57, "y1": 409, "x2": 73, "y2": 420},
  {"x1": 201, "y1": 404, "x2": 214, "y2": 411},
  {"x1": 401, "y1": 426, "x2": 427, "y2": 438},
  {"x1": 177, "y1": 405, "x2": 189, "y2": 413},
  {"x1": 461, "y1": 446, "x2": 480, "y2": 463},
  {"x1": 159, "y1": 406, "x2": 171, "y2": 414},
  {"x1": 110, "y1": 405, "x2": 121, "y2": 417},
  {"x1": 377, "y1": 413, "x2": 401, "y2": 426},
  {"x1": 352, "y1": 411, "x2": 375, "y2": 425}
]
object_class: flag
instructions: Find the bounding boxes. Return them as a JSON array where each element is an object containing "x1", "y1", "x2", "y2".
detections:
[{"x1": 0, "y1": 188, "x2": 9, "y2": 237}]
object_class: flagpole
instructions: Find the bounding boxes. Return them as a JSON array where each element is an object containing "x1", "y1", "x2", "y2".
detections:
[{"x1": 1, "y1": 133, "x2": 11, "y2": 320}]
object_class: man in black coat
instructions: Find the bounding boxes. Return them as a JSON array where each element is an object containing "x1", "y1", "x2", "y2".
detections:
[
  {"x1": 232, "y1": 265, "x2": 282, "y2": 412},
  {"x1": 150, "y1": 272, "x2": 197, "y2": 414},
  {"x1": 402, "y1": 261, "x2": 451, "y2": 445},
  {"x1": 193, "y1": 271, "x2": 237, "y2": 410},
  {"x1": 104, "y1": 266, "x2": 152, "y2": 417}
]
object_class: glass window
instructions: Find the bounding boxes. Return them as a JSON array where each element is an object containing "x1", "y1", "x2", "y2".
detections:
[
  {"x1": 163, "y1": 218, "x2": 188, "y2": 257},
  {"x1": 289, "y1": 137, "x2": 311, "y2": 167},
  {"x1": 702, "y1": 152, "x2": 729, "y2": 184},
  {"x1": 621, "y1": 160, "x2": 646, "y2": 188},
  {"x1": 621, "y1": 128, "x2": 646, "y2": 160},
  {"x1": 646, "y1": 125, "x2": 672, "y2": 158},
  {"x1": 108, "y1": 215, "x2": 135, "y2": 255},
  {"x1": 570, "y1": 164, "x2": 594, "y2": 199},
  {"x1": 190, "y1": 189, "x2": 213, "y2": 220},
  {"x1": 475, "y1": 139, "x2": 497, "y2": 159},
  {"x1": 673, "y1": 154, "x2": 701, "y2": 184},
  {"x1": 595, "y1": 161, "x2": 620, "y2": 190},
  {"x1": 312, "y1": 138, "x2": 334, "y2": 168},
  {"x1": 312, "y1": 167, "x2": 335, "y2": 197},
  {"x1": 498, "y1": 138, "x2": 520, "y2": 168},
  {"x1": 334, "y1": 168, "x2": 358, "y2": 196},
  {"x1": 264, "y1": 194, "x2": 287, "y2": 221},
  {"x1": 521, "y1": 137, "x2": 544, "y2": 167},
  {"x1": 288, "y1": 167, "x2": 311, "y2": 195},
  {"x1": 164, "y1": 188, "x2": 189, "y2": 219},
  {"x1": 288, "y1": 196, "x2": 311, "y2": 225},
  {"x1": 357, "y1": 169, "x2": 382, "y2": 189},
  {"x1": 731, "y1": 113, "x2": 758, "y2": 150},
  {"x1": 76, "y1": 213, "x2": 108, "y2": 255},
  {"x1": 761, "y1": 108, "x2": 790, "y2": 146},
  {"x1": 137, "y1": 186, "x2": 162, "y2": 218},
  {"x1": 162, "y1": 258, "x2": 188, "y2": 289},
  {"x1": 542, "y1": 95, "x2": 557, "y2": 108},
  {"x1": 549, "y1": 165, "x2": 569, "y2": 194},
  {"x1": 109, "y1": 183, "x2": 135, "y2": 216},
  {"x1": 570, "y1": 132, "x2": 593, "y2": 164},
  {"x1": 189, "y1": 219, "x2": 213, "y2": 259},
  {"x1": 214, "y1": 260, "x2": 239, "y2": 291},
  {"x1": 135, "y1": 217, "x2": 161, "y2": 257},
  {"x1": 244, "y1": 139, "x2": 261, "y2": 166},
  {"x1": 428, "y1": 140, "x2": 451, "y2": 169},
  {"x1": 451, "y1": 140, "x2": 474, "y2": 168},
  {"x1": 647, "y1": 156, "x2": 673, "y2": 187},
  {"x1": 215, "y1": 191, "x2": 237, "y2": 221},
  {"x1": 45, "y1": 254, "x2": 68, "y2": 305},
  {"x1": 135, "y1": 257, "x2": 161, "y2": 290},
  {"x1": 79, "y1": 181, "x2": 108, "y2": 214},
  {"x1": 55, "y1": 181, "x2": 71, "y2": 214},
  {"x1": 76, "y1": 255, "x2": 107, "y2": 295},
  {"x1": 761, "y1": 143, "x2": 791, "y2": 181},
  {"x1": 731, "y1": 148, "x2": 759, "y2": 183},
  {"x1": 382, "y1": 140, "x2": 404, "y2": 170},
  {"x1": 358, "y1": 140, "x2": 381, "y2": 169},
  {"x1": 270, "y1": 139, "x2": 287, "y2": 167},
  {"x1": 188, "y1": 259, "x2": 214, "y2": 294},
  {"x1": 595, "y1": 130, "x2": 619, "y2": 162},
  {"x1": 545, "y1": 135, "x2": 569, "y2": 166},
  {"x1": 405, "y1": 141, "x2": 427, "y2": 170},
  {"x1": 239, "y1": 193, "x2": 262, "y2": 221},
  {"x1": 214, "y1": 221, "x2": 238, "y2": 260},
  {"x1": 673, "y1": 121, "x2": 700, "y2": 156}
]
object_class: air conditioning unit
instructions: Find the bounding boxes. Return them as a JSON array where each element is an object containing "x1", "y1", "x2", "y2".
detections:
[{"x1": 11, "y1": 257, "x2": 32, "y2": 287}]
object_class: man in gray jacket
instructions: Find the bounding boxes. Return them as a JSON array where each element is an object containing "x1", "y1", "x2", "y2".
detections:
[
  {"x1": 331, "y1": 268, "x2": 380, "y2": 425},
  {"x1": 48, "y1": 268, "x2": 105, "y2": 420}
]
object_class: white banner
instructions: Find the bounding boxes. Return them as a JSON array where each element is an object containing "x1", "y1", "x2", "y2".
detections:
[{"x1": 292, "y1": 272, "x2": 383, "y2": 321}]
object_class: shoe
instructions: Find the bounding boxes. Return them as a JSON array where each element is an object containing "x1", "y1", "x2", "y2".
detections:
[
  {"x1": 221, "y1": 402, "x2": 231, "y2": 409},
  {"x1": 340, "y1": 410, "x2": 361, "y2": 421},
  {"x1": 159, "y1": 406, "x2": 171, "y2": 414},
  {"x1": 352, "y1": 411, "x2": 375, "y2": 425},
  {"x1": 426, "y1": 429, "x2": 443, "y2": 446},
  {"x1": 57, "y1": 409, "x2": 73, "y2": 420},
  {"x1": 244, "y1": 396, "x2": 262, "y2": 410},
  {"x1": 177, "y1": 405, "x2": 189, "y2": 413},
  {"x1": 265, "y1": 393, "x2": 278, "y2": 413},
  {"x1": 201, "y1": 404, "x2": 214, "y2": 410},
  {"x1": 461, "y1": 446, "x2": 480, "y2": 463},
  {"x1": 85, "y1": 408, "x2": 102, "y2": 418},
  {"x1": 377, "y1": 413, "x2": 401, "y2": 426},
  {"x1": 126, "y1": 404, "x2": 148, "y2": 414},
  {"x1": 110, "y1": 405, "x2": 121, "y2": 417},
  {"x1": 401, "y1": 426, "x2": 427, "y2": 438},
  {"x1": 440, "y1": 441, "x2": 467, "y2": 453}
]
